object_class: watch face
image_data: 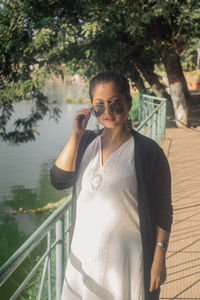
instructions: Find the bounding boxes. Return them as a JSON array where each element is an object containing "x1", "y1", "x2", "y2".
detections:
[
  {"x1": 162, "y1": 241, "x2": 168, "y2": 248},
  {"x1": 157, "y1": 241, "x2": 168, "y2": 249}
]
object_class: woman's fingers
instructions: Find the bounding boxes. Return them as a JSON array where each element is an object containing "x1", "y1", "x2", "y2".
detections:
[
  {"x1": 149, "y1": 279, "x2": 156, "y2": 292},
  {"x1": 161, "y1": 268, "x2": 166, "y2": 284},
  {"x1": 74, "y1": 108, "x2": 92, "y2": 119},
  {"x1": 75, "y1": 107, "x2": 92, "y2": 114},
  {"x1": 149, "y1": 251, "x2": 167, "y2": 292},
  {"x1": 149, "y1": 268, "x2": 166, "y2": 292},
  {"x1": 155, "y1": 278, "x2": 161, "y2": 289},
  {"x1": 73, "y1": 108, "x2": 92, "y2": 133},
  {"x1": 75, "y1": 109, "x2": 91, "y2": 124},
  {"x1": 149, "y1": 277, "x2": 161, "y2": 292}
]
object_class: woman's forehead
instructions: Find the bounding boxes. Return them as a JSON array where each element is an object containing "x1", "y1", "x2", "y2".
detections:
[
  {"x1": 93, "y1": 82, "x2": 122, "y2": 98},
  {"x1": 94, "y1": 95, "x2": 120, "y2": 101}
]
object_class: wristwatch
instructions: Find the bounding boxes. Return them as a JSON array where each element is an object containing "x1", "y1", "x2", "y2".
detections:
[{"x1": 156, "y1": 241, "x2": 168, "y2": 249}]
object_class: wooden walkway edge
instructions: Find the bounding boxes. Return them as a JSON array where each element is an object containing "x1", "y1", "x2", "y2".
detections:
[{"x1": 160, "y1": 126, "x2": 200, "y2": 299}]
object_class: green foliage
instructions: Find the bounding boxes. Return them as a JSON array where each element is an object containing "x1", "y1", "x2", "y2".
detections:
[
  {"x1": 0, "y1": 92, "x2": 61, "y2": 145},
  {"x1": 1, "y1": 0, "x2": 200, "y2": 142},
  {"x1": 129, "y1": 93, "x2": 139, "y2": 122},
  {"x1": 181, "y1": 38, "x2": 200, "y2": 71},
  {"x1": 0, "y1": 0, "x2": 67, "y2": 143}
]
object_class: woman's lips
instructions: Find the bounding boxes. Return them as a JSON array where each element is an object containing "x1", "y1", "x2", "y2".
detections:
[{"x1": 104, "y1": 118, "x2": 115, "y2": 121}]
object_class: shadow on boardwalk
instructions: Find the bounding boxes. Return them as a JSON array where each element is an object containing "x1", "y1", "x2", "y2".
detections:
[
  {"x1": 160, "y1": 93, "x2": 200, "y2": 299},
  {"x1": 189, "y1": 92, "x2": 200, "y2": 128}
]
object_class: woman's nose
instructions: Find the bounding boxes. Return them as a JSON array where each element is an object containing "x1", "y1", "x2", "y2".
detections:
[{"x1": 104, "y1": 103, "x2": 112, "y2": 114}]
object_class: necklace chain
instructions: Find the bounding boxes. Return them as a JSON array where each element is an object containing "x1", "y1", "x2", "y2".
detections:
[
  {"x1": 100, "y1": 130, "x2": 131, "y2": 151},
  {"x1": 90, "y1": 131, "x2": 132, "y2": 192}
]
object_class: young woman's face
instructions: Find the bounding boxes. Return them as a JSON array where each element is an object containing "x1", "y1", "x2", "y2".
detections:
[{"x1": 92, "y1": 82, "x2": 131, "y2": 129}]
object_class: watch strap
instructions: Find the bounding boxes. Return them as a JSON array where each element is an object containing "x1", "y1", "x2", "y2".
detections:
[{"x1": 156, "y1": 241, "x2": 168, "y2": 249}]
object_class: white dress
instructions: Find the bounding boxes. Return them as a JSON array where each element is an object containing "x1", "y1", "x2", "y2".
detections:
[{"x1": 61, "y1": 135, "x2": 145, "y2": 300}]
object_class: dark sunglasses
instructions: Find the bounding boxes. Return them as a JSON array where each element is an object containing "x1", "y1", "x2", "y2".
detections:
[{"x1": 91, "y1": 100, "x2": 124, "y2": 117}]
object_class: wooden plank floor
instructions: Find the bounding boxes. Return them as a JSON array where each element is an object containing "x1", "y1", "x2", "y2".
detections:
[{"x1": 160, "y1": 126, "x2": 200, "y2": 300}]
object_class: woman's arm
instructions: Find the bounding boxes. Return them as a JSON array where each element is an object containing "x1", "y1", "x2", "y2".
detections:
[
  {"x1": 50, "y1": 108, "x2": 92, "y2": 189},
  {"x1": 55, "y1": 132, "x2": 82, "y2": 172},
  {"x1": 149, "y1": 226, "x2": 170, "y2": 292},
  {"x1": 149, "y1": 146, "x2": 173, "y2": 292},
  {"x1": 55, "y1": 108, "x2": 92, "y2": 172}
]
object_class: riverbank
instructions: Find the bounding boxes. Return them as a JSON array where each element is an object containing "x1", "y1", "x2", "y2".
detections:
[{"x1": 65, "y1": 97, "x2": 90, "y2": 104}]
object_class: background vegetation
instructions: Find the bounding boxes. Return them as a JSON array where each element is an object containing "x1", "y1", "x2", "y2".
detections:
[{"x1": 0, "y1": 0, "x2": 200, "y2": 143}]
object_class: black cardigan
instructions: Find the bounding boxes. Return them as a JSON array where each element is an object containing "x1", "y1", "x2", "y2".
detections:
[{"x1": 50, "y1": 128, "x2": 173, "y2": 300}]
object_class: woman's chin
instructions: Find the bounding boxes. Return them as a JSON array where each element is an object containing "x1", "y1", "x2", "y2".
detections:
[
  {"x1": 99, "y1": 119, "x2": 125, "y2": 129},
  {"x1": 101, "y1": 121, "x2": 116, "y2": 128}
]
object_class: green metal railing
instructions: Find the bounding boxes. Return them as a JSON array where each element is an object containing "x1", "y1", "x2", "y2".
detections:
[
  {"x1": 0, "y1": 196, "x2": 72, "y2": 300},
  {"x1": 0, "y1": 94, "x2": 167, "y2": 300},
  {"x1": 136, "y1": 94, "x2": 167, "y2": 143}
]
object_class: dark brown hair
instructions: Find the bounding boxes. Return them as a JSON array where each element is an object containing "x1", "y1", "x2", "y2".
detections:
[{"x1": 89, "y1": 71, "x2": 132, "y2": 103}]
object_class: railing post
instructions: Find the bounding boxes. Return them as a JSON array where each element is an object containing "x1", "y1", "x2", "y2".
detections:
[
  {"x1": 56, "y1": 216, "x2": 65, "y2": 300},
  {"x1": 138, "y1": 93, "x2": 142, "y2": 121},
  {"x1": 0, "y1": 198, "x2": 71, "y2": 300},
  {"x1": 47, "y1": 231, "x2": 52, "y2": 300},
  {"x1": 137, "y1": 94, "x2": 167, "y2": 144},
  {"x1": 162, "y1": 100, "x2": 167, "y2": 139},
  {"x1": 152, "y1": 112, "x2": 156, "y2": 140},
  {"x1": 66, "y1": 208, "x2": 70, "y2": 260}
]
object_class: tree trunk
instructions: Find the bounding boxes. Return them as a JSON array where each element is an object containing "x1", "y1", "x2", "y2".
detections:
[
  {"x1": 134, "y1": 60, "x2": 174, "y2": 118},
  {"x1": 108, "y1": 61, "x2": 146, "y2": 93},
  {"x1": 132, "y1": 73, "x2": 146, "y2": 93},
  {"x1": 135, "y1": 60, "x2": 166, "y2": 97},
  {"x1": 159, "y1": 48, "x2": 189, "y2": 127}
]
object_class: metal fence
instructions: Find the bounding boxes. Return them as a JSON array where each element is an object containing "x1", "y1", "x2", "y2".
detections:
[
  {"x1": 136, "y1": 94, "x2": 167, "y2": 143},
  {"x1": 0, "y1": 196, "x2": 72, "y2": 300},
  {"x1": 0, "y1": 94, "x2": 167, "y2": 300}
]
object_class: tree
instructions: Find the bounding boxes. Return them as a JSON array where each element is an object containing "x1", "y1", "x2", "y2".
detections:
[
  {"x1": 43, "y1": 0, "x2": 198, "y2": 126},
  {"x1": 143, "y1": 0, "x2": 200, "y2": 126},
  {"x1": 1, "y1": 0, "x2": 200, "y2": 142},
  {"x1": 65, "y1": 0, "x2": 200, "y2": 127},
  {"x1": 0, "y1": 0, "x2": 72, "y2": 143}
]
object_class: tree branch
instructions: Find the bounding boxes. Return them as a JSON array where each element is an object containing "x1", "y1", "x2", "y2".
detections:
[{"x1": 175, "y1": 0, "x2": 194, "y2": 41}]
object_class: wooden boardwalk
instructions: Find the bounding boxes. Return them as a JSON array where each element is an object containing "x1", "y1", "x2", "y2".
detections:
[{"x1": 160, "y1": 126, "x2": 200, "y2": 299}]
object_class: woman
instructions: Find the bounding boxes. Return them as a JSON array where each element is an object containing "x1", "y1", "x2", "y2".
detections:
[{"x1": 50, "y1": 71, "x2": 173, "y2": 300}]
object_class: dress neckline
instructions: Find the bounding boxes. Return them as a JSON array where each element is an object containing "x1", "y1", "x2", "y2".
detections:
[{"x1": 99, "y1": 135, "x2": 133, "y2": 167}]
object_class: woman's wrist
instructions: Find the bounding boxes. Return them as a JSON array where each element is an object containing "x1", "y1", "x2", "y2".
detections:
[
  {"x1": 154, "y1": 244, "x2": 167, "y2": 260},
  {"x1": 156, "y1": 241, "x2": 168, "y2": 250},
  {"x1": 71, "y1": 131, "x2": 83, "y2": 141}
]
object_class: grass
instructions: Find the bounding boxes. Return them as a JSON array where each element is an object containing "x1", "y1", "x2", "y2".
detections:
[{"x1": 65, "y1": 97, "x2": 90, "y2": 104}]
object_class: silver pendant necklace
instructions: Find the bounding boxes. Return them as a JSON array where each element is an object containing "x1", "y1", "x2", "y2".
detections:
[
  {"x1": 90, "y1": 133, "x2": 131, "y2": 191},
  {"x1": 90, "y1": 136, "x2": 106, "y2": 191}
]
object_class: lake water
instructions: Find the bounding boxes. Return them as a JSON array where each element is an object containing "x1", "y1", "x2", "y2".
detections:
[{"x1": 0, "y1": 81, "x2": 97, "y2": 298}]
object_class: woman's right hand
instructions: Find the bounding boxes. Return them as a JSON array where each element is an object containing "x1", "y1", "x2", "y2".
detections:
[{"x1": 72, "y1": 107, "x2": 92, "y2": 137}]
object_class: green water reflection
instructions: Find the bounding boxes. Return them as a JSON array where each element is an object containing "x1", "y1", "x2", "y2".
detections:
[
  {"x1": 0, "y1": 78, "x2": 96, "y2": 298},
  {"x1": 0, "y1": 163, "x2": 68, "y2": 299},
  {"x1": 0, "y1": 97, "x2": 96, "y2": 298}
]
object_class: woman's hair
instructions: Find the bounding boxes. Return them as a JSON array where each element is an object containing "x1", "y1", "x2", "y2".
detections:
[{"x1": 89, "y1": 71, "x2": 132, "y2": 104}]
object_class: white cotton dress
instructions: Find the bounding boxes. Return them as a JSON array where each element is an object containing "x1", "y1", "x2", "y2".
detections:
[{"x1": 61, "y1": 135, "x2": 145, "y2": 300}]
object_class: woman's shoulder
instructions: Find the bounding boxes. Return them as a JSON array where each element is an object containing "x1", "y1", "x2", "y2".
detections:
[
  {"x1": 131, "y1": 129, "x2": 161, "y2": 150},
  {"x1": 80, "y1": 129, "x2": 99, "y2": 146},
  {"x1": 76, "y1": 129, "x2": 101, "y2": 167},
  {"x1": 80, "y1": 129, "x2": 104, "y2": 145},
  {"x1": 131, "y1": 129, "x2": 167, "y2": 164}
]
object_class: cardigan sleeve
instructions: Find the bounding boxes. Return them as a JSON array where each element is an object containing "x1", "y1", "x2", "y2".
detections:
[
  {"x1": 151, "y1": 146, "x2": 173, "y2": 232},
  {"x1": 50, "y1": 164, "x2": 76, "y2": 189}
]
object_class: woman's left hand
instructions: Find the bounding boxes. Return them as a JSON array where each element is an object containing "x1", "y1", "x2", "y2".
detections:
[{"x1": 149, "y1": 247, "x2": 167, "y2": 292}]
